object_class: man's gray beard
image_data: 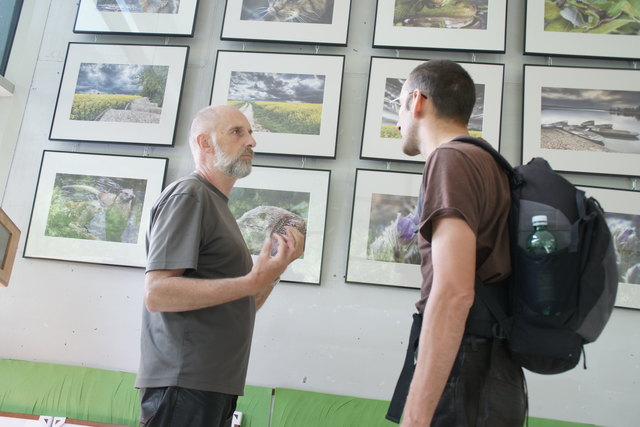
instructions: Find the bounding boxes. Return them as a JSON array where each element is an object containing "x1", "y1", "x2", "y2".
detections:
[{"x1": 214, "y1": 148, "x2": 252, "y2": 179}]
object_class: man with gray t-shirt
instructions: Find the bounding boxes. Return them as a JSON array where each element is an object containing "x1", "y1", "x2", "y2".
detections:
[{"x1": 135, "y1": 105, "x2": 304, "y2": 427}]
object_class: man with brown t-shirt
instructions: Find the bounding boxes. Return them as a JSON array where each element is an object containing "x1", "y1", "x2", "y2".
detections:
[{"x1": 386, "y1": 60, "x2": 526, "y2": 426}]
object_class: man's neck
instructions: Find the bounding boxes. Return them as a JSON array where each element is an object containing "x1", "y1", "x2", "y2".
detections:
[
  {"x1": 194, "y1": 166, "x2": 236, "y2": 197},
  {"x1": 420, "y1": 121, "x2": 470, "y2": 159}
]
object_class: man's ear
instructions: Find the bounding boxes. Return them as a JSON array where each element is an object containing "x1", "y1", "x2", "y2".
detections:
[
  {"x1": 196, "y1": 133, "x2": 213, "y2": 152},
  {"x1": 412, "y1": 89, "x2": 425, "y2": 118}
]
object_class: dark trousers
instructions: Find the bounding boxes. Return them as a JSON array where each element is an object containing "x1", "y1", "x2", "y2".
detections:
[
  {"x1": 387, "y1": 314, "x2": 527, "y2": 426},
  {"x1": 140, "y1": 386, "x2": 238, "y2": 427}
]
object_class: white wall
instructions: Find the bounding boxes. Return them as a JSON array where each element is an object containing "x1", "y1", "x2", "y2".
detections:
[{"x1": 0, "y1": 1, "x2": 638, "y2": 426}]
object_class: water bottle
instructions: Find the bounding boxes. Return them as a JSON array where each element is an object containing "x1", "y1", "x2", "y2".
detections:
[{"x1": 526, "y1": 215, "x2": 557, "y2": 315}]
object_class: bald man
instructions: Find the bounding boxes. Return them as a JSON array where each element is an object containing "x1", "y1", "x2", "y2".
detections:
[{"x1": 135, "y1": 105, "x2": 304, "y2": 427}]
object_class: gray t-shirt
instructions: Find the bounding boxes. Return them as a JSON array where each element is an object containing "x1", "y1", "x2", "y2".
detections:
[{"x1": 135, "y1": 173, "x2": 255, "y2": 395}]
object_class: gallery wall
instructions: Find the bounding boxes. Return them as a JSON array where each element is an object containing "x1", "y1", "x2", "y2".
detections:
[{"x1": 0, "y1": 1, "x2": 639, "y2": 426}]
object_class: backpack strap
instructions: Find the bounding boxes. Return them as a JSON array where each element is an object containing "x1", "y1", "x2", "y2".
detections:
[{"x1": 451, "y1": 136, "x2": 522, "y2": 188}]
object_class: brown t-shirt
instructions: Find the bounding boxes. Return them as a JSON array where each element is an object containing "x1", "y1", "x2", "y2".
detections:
[{"x1": 416, "y1": 139, "x2": 511, "y2": 313}]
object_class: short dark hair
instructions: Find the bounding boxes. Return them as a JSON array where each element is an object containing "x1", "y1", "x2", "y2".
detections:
[{"x1": 406, "y1": 60, "x2": 476, "y2": 126}]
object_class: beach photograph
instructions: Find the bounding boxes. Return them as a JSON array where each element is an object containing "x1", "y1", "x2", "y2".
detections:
[
  {"x1": 393, "y1": 0, "x2": 488, "y2": 29},
  {"x1": 227, "y1": 71, "x2": 325, "y2": 135},
  {"x1": 367, "y1": 193, "x2": 419, "y2": 265},
  {"x1": 540, "y1": 87, "x2": 640, "y2": 154},
  {"x1": 45, "y1": 173, "x2": 147, "y2": 244},
  {"x1": 380, "y1": 77, "x2": 484, "y2": 138},
  {"x1": 240, "y1": 0, "x2": 334, "y2": 23},
  {"x1": 71, "y1": 62, "x2": 169, "y2": 124}
]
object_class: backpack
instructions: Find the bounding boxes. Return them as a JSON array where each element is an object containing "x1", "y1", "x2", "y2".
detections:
[{"x1": 455, "y1": 136, "x2": 619, "y2": 375}]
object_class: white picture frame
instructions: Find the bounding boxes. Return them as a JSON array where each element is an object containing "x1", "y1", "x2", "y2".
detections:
[
  {"x1": 49, "y1": 43, "x2": 189, "y2": 147},
  {"x1": 211, "y1": 51, "x2": 344, "y2": 158},
  {"x1": 221, "y1": 0, "x2": 352, "y2": 45},
  {"x1": 361, "y1": 57, "x2": 504, "y2": 162},
  {"x1": 522, "y1": 65, "x2": 640, "y2": 176},
  {"x1": 373, "y1": 0, "x2": 507, "y2": 52}
]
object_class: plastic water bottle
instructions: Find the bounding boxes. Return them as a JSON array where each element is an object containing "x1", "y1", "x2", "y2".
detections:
[
  {"x1": 526, "y1": 215, "x2": 557, "y2": 315},
  {"x1": 526, "y1": 215, "x2": 557, "y2": 255}
]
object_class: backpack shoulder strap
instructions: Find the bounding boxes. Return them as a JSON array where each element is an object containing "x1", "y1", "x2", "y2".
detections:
[{"x1": 452, "y1": 136, "x2": 521, "y2": 188}]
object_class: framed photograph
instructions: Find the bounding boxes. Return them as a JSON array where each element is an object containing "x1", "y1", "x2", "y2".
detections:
[
  {"x1": 211, "y1": 51, "x2": 344, "y2": 158},
  {"x1": 346, "y1": 169, "x2": 422, "y2": 288},
  {"x1": 0, "y1": 208, "x2": 20, "y2": 287},
  {"x1": 221, "y1": 0, "x2": 352, "y2": 45},
  {"x1": 524, "y1": 1, "x2": 640, "y2": 60},
  {"x1": 361, "y1": 57, "x2": 504, "y2": 162},
  {"x1": 229, "y1": 166, "x2": 330, "y2": 284},
  {"x1": 74, "y1": 0, "x2": 199, "y2": 36},
  {"x1": 522, "y1": 65, "x2": 640, "y2": 176},
  {"x1": 50, "y1": 43, "x2": 189, "y2": 147},
  {"x1": 578, "y1": 186, "x2": 640, "y2": 310},
  {"x1": 23, "y1": 151, "x2": 168, "y2": 268},
  {"x1": 373, "y1": 0, "x2": 507, "y2": 52}
]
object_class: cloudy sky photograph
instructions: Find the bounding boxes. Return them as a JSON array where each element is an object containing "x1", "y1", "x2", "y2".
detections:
[
  {"x1": 228, "y1": 71, "x2": 326, "y2": 103},
  {"x1": 74, "y1": 63, "x2": 154, "y2": 95},
  {"x1": 542, "y1": 88, "x2": 640, "y2": 110}
]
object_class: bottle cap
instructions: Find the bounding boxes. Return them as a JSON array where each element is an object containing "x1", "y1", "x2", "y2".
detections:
[{"x1": 532, "y1": 215, "x2": 548, "y2": 226}]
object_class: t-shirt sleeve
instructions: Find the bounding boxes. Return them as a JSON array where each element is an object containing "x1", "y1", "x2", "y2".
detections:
[
  {"x1": 146, "y1": 193, "x2": 203, "y2": 272},
  {"x1": 419, "y1": 146, "x2": 485, "y2": 242}
]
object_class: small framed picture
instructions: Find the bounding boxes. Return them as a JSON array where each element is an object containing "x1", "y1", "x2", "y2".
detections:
[
  {"x1": 24, "y1": 151, "x2": 168, "y2": 268},
  {"x1": 524, "y1": 0, "x2": 640, "y2": 60},
  {"x1": 522, "y1": 65, "x2": 640, "y2": 176},
  {"x1": 229, "y1": 166, "x2": 330, "y2": 284},
  {"x1": 74, "y1": 0, "x2": 200, "y2": 36},
  {"x1": 221, "y1": 0, "x2": 352, "y2": 45},
  {"x1": 211, "y1": 50, "x2": 344, "y2": 158},
  {"x1": 346, "y1": 169, "x2": 422, "y2": 288},
  {"x1": 0, "y1": 208, "x2": 20, "y2": 287},
  {"x1": 50, "y1": 43, "x2": 189, "y2": 147},
  {"x1": 373, "y1": 0, "x2": 507, "y2": 52},
  {"x1": 578, "y1": 186, "x2": 640, "y2": 310},
  {"x1": 361, "y1": 57, "x2": 504, "y2": 162}
]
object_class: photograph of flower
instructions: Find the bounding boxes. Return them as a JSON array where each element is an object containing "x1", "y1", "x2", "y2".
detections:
[
  {"x1": 346, "y1": 169, "x2": 422, "y2": 288},
  {"x1": 525, "y1": 1, "x2": 640, "y2": 59},
  {"x1": 240, "y1": 0, "x2": 334, "y2": 24},
  {"x1": 50, "y1": 43, "x2": 188, "y2": 146},
  {"x1": 374, "y1": 0, "x2": 506, "y2": 51},
  {"x1": 393, "y1": 0, "x2": 488, "y2": 29},
  {"x1": 579, "y1": 186, "x2": 640, "y2": 310},
  {"x1": 71, "y1": 63, "x2": 169, "y2": 124},
  {"x1": 24, "y1": 151, "x2": 168, "y2": 268},
  {"x1": 229, "y1": 166, "x2": 330, "y2": 284},
  {"x1": 74, "y1": 0, "x2": 198, "y2": 36},
  {"x1": 522, "y1": 65, "x2": 640, "y2": 176},
  {"x1": 227, "y1": 71, "x2": 325, "y2": 136},
  {"x1": 210, "y1": 51, "x2": 344, "y2": 157},
  {"x1": 221, "y1": 0, "x2": 351, "y2": 44}
]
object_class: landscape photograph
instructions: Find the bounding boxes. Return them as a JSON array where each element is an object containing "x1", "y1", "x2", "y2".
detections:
[
  {"x1": 96, "y1": 0, "x2": 181, "y2": 13},
  {"x1": 45, "y1": 173, "x2": 148, "y2": 244},
  {"x1": 367, "y1": 193, "x2": 419, "y2": 265},
  {"x1": 543, "y1": 0, "x2": 640, "y2": 35},
  {"x1": 380, "y1": 77, "x2": 485, "y2": 138},
  {"x1": 71, "y1": 62, "x2": 169, "y2": 124},
  {"x1": 229, "y1": 187, "x2": 309, "y2": 256},
  {"x1": 393, "y1": 0, "x2": 488, "y2": 29},
  {"x1": 227, "y1": 71, "x2": 325, "y2": 135},
  {"x1": 540, "y1": 87, "x2": 640, "y2": 154},
  {"x1": 240, "y1": 0, "x2": 335, "y2": 24}
]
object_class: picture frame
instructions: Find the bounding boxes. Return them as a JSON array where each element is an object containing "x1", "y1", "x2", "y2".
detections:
[
  {"x1": 578, "y1": 186, "x2": 640, "y2": 310},
  {"x1": 229, "y1": 166, "x2": 330, "y2": 285},
  {"x1": 346, "y1": 169, "x2": 422, "y2": 288},
  {"x1": 361, "y1": 57, "x2": 504, "y2": 162},
  {"x1": 373, "y1": 0, "x2": 507, "y2": 52},
  {"x1": 0, "y1": 208, "x2": 20, "y2": 287},
  {"x1": 522, "y1": 65, "x2": 640, "y2": 177},
  {"x1": 50, "y1": 42, "x2": 189, "y2": 147},
  {"x1": 73, "y1": 0, "x2": 200, "y2": 37},
  {"x1": 23, "y1": 151, "x2": 168, "y2": 268},
  {"x1": 221, "y1": 0, "x2": 352, "y2": 45},
  {"x1": 211, "y1": 50, "x2": 344, "y2": 158},
  {"x1": 524, "y1": 0, "x2": 640, "y2": 60}
]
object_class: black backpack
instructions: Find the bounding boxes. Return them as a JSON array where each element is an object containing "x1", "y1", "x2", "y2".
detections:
[{"x1": 456, "y1": 136, "x2": 619, "y2": 374}]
